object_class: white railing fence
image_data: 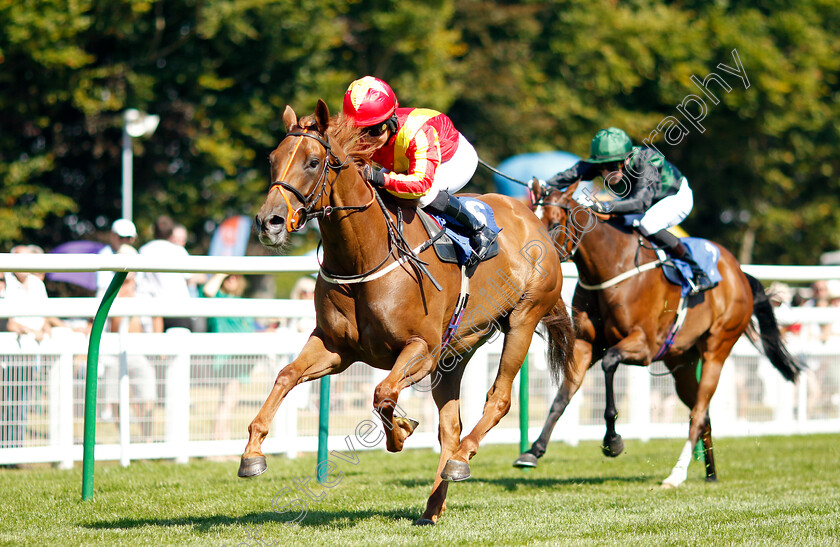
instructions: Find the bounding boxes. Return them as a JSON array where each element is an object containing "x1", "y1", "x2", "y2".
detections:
[{"x1": 1, "y1": 254, "x2": 839, "y2": 468}]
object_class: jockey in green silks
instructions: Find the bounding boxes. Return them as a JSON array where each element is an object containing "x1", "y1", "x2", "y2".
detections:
[{"x1": 543, "y1": 127, "x2": 714, "y2": 294}]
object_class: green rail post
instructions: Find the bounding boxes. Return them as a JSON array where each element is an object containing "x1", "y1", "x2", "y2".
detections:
[
  {"x1": 519, "y1": 355, "x2": 530, "y2": 455},
  {"x1": 82, "y1": 272, "x2": 126, "y2": 501},
  {"x1": 316, "y1": 376, "x2": 331, "y2": 484}
]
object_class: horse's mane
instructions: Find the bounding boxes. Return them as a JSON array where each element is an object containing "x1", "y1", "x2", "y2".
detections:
[{"x1": 298, "y1": 112, "x2": 379, "y2": 169}]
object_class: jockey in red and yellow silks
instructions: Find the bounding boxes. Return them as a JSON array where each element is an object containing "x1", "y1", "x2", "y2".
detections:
[
  {"x1": 342, "y1": 76, "x2": 497, "y2": 274},
  {"x1": 370, "y1": 108, "x2": 460, "y2": 200}
]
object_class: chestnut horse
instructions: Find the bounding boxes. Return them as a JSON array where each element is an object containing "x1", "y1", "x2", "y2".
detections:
[
  {"x1": 514, "y1": 180, "x2": 801, "y2": 487},
  {"x1": 239, "y1": 100, "x2": 574, "y2": 525}
]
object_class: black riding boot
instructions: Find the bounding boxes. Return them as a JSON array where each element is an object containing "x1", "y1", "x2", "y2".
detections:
[
  {"x1": 425, "y1": 191, "x2": 497, "y2": 273},
  {"x1": 648, "y1": 229, "x2": 714, "y2": 295}
]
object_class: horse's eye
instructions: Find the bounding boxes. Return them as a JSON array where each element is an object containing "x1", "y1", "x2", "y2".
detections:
[{"x1": 307, "y1": 157, "x2": 320, "y2": 169}]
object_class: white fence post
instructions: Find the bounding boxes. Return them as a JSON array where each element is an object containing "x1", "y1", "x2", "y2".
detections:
[
  {"x1": 710, "y1": 358, "x2": 738, "y2": 431},
  {"x1": 49, "y1": 351, "x2": 61, "y2": 460},
  {"x1": 165, "y1": 330, "x2": 191, "y2": 464},
  {"x1": 797, "y1": 371, "x2": 808, "y2": 428},
  {"x1": 462, "y1": 341, "x2": 492, "y2": 434},
  {"x1": 59, "y1": 348, "x2": 74, "y2": 470},
  {"x1": 118, "y1": 347, "x2": 131, "y2": 468},
  {"x1": 273, "y1": 355, "x2": 299, "y2": 460},
  {"x1": 627, "y1": 366, "x2": 652, "y2": 442}
]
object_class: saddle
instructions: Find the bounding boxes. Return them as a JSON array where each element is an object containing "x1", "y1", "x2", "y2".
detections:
[
  {"x1": 416, "y1": 197, "x2": 502, "y2": 268},
  {"x1": 658, "y1": 238, "x2": 723, "y2": 297},
  {"x1": 609, "y1": 215, "x2": 722, "y2": 297}
]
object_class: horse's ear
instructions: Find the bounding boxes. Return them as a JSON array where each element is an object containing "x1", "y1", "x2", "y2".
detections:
[
  {"x1": 282, "y1": 105, "x2": 297, "y2": 131},
  {"x1": 315, "y1": 99, "x2": 330, "y2": 133}
]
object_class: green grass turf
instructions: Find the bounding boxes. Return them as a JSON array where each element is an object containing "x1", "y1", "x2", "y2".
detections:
[{"x1": 1, "y1": 434, "x2": 839, "y2": 546}]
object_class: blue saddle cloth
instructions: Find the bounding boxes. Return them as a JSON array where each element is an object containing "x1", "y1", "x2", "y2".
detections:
[
  {"x1": 662, "y1": 237, "x2": 723, "y2": 296},
  {"x1": 425, "y1": 197, "x2": 502, "y2": 266},
  {"x1": 612, "y1": 215, "x2": 721, "y2": 296}
]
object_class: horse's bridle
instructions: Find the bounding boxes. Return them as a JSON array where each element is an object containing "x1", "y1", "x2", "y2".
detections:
[
  {"x1": 537, "y1": 185, "x2": 594, "y2": 261},
  {"x1": 268, "y1": 127, "x2": 436, "y2": 285},
  {"x1": 269, "y1": 129, "x2": 372, "y2": 232}
]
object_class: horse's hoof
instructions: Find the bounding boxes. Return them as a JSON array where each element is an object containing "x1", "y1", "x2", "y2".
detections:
[
  {"x1": 513, "y1": 452, "x2": 538, "y2": 468},
  {"x1": 440, "y1": 459, "x2": 471, "y2": 481},
  {"x1": 407, "y1": 418, "x2": 419, "y2": 429},
  {"x1": 238, "y1": 456, "x2": 267, "y2": 478},
  {"x1": 660, "y1": 481, "x2": 678, "y2": 489},
  {"x1": 414, "y1": 518, "x2": 435, "y2": 526},
  {"x1": 601, "y1": 435, "x2": 624, "y2": 458},
  {"x1": 705, "y1": 475, "x2": 718, "y2": 483}
]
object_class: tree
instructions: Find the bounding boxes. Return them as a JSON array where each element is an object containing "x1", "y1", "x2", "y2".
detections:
[
  {"x1": 449, "y1": 0, "x2": 840, "y2": 264},
  {"x1": 2, "y1": 0, "x2": 839, "y2": 265}
]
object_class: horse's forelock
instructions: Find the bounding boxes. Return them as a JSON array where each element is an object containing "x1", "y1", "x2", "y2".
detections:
[{"x1": 298, "y1": 115, "x2": 318, "y2": 132}]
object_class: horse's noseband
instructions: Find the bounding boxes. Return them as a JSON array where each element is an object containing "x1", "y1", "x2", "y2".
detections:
[{"x1": 270, "y1": 180, "x2": 309, "y2": 232}]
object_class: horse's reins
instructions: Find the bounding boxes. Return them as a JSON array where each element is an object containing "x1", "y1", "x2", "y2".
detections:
[{"x1": 477, "y1": 158, "x2": 531, "y2": 186}]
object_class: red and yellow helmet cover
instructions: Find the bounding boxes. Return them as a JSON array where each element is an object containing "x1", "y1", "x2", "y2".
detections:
[{"x1": 342, "y1": 76, "x2": 399, "y2": 127}]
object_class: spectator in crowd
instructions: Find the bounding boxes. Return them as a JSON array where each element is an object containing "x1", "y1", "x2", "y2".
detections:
[
  {"x1": 2, "y1": 245, "x2": 64, "y2": 449},
  {"x1": 287, "y1": 276, "x2": 317, "y2": 333},
  {"x1": 799, "y1": 279, "x2": 840, "y2": 417},
  {"x1": 802, "y1": 279, "x2": 840, "y2": 343},
  {"x1": 807, "y1": 280, "x2": 830, "y2": 307},
  {"x1": 137, "y1": 215, "x2": 205, "y2": 332},
  {"x1": 4, "y1": 245, "x2": 61, "y2": 343},
  {"x1": 96, "y1": 218, "x2": 137, "y2": 298},
  {"x1": 100, "y1": 244, "x2": 157, "y2": 438},
  {"x1": 768, "y1": 282, "x2": 802, "y2": 340},
  {"x1": 19, "y1": 245, "x2": 47, "y2": 282},
  {"x1": 202, "y1": 273, "x2": 256, "y2": 440},
  {"x1": 791, "y1": 288, "x2": 808, "y2": 307},
  {"x1": 826, "y1": 280, "x2": 840, "y2": 308},
  {"x1": 16, "y1": 244, "x2": 67, "y2": 331},
  {"x1": 170, "y1": 223, "x2": 188, "y2": 248},
  {"x1": 170, "y1": 222, "x2": 207, "y2": 330}
]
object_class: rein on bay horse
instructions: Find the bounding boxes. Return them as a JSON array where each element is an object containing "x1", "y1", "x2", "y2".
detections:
[
  {"x1": 239, "y1": 99, "x2": 575, "y2": 525},
  {"x1": 515, "y1": 180, "x2": 802, "y2": 487}
]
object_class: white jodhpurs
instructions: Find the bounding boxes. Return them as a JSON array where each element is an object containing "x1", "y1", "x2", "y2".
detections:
[
  {"x1": 637, "y1": 177, "x2": 694, "y2": 236},
  {"x1": 417, "y1": 133, "x2": 478, "y2": 207}
]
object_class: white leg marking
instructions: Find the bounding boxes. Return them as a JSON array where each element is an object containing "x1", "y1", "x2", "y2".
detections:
[{"x1": 662, "y1": 440, "x2": 693, "y2": 488}]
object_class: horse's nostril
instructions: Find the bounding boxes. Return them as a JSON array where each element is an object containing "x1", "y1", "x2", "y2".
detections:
[{"x1": 269, "y1": 215, "x2": 285, "y2": 227}]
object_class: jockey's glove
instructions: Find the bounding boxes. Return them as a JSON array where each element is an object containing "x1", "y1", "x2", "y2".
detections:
[
  {"x1": 363, "y1": 166, "x2": 386, "y2": 188},
  {"x1": 590, "y1": 200, "x2": 612, "y2": 214}
]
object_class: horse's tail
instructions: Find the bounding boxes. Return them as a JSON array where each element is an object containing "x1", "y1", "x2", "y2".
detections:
[
  {"x1": 744, "y1": 272, "x2": 804, "y2": 382},
  {"x1": 541, "y1": 302, "x2": 576, "y2": 386}
]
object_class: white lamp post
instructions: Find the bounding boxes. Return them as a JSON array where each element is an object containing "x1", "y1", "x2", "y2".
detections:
[{"x1": 121, "y1": 108, "x2": 160, "y2": 221}]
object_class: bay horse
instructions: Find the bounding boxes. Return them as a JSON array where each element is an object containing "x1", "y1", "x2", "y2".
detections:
[
  {"x1": 514, "y1": 180, "x2": 802, "y2": 487},
  {"x1": 239, "y1": 99, "x2": 574, "y2": 524}
]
